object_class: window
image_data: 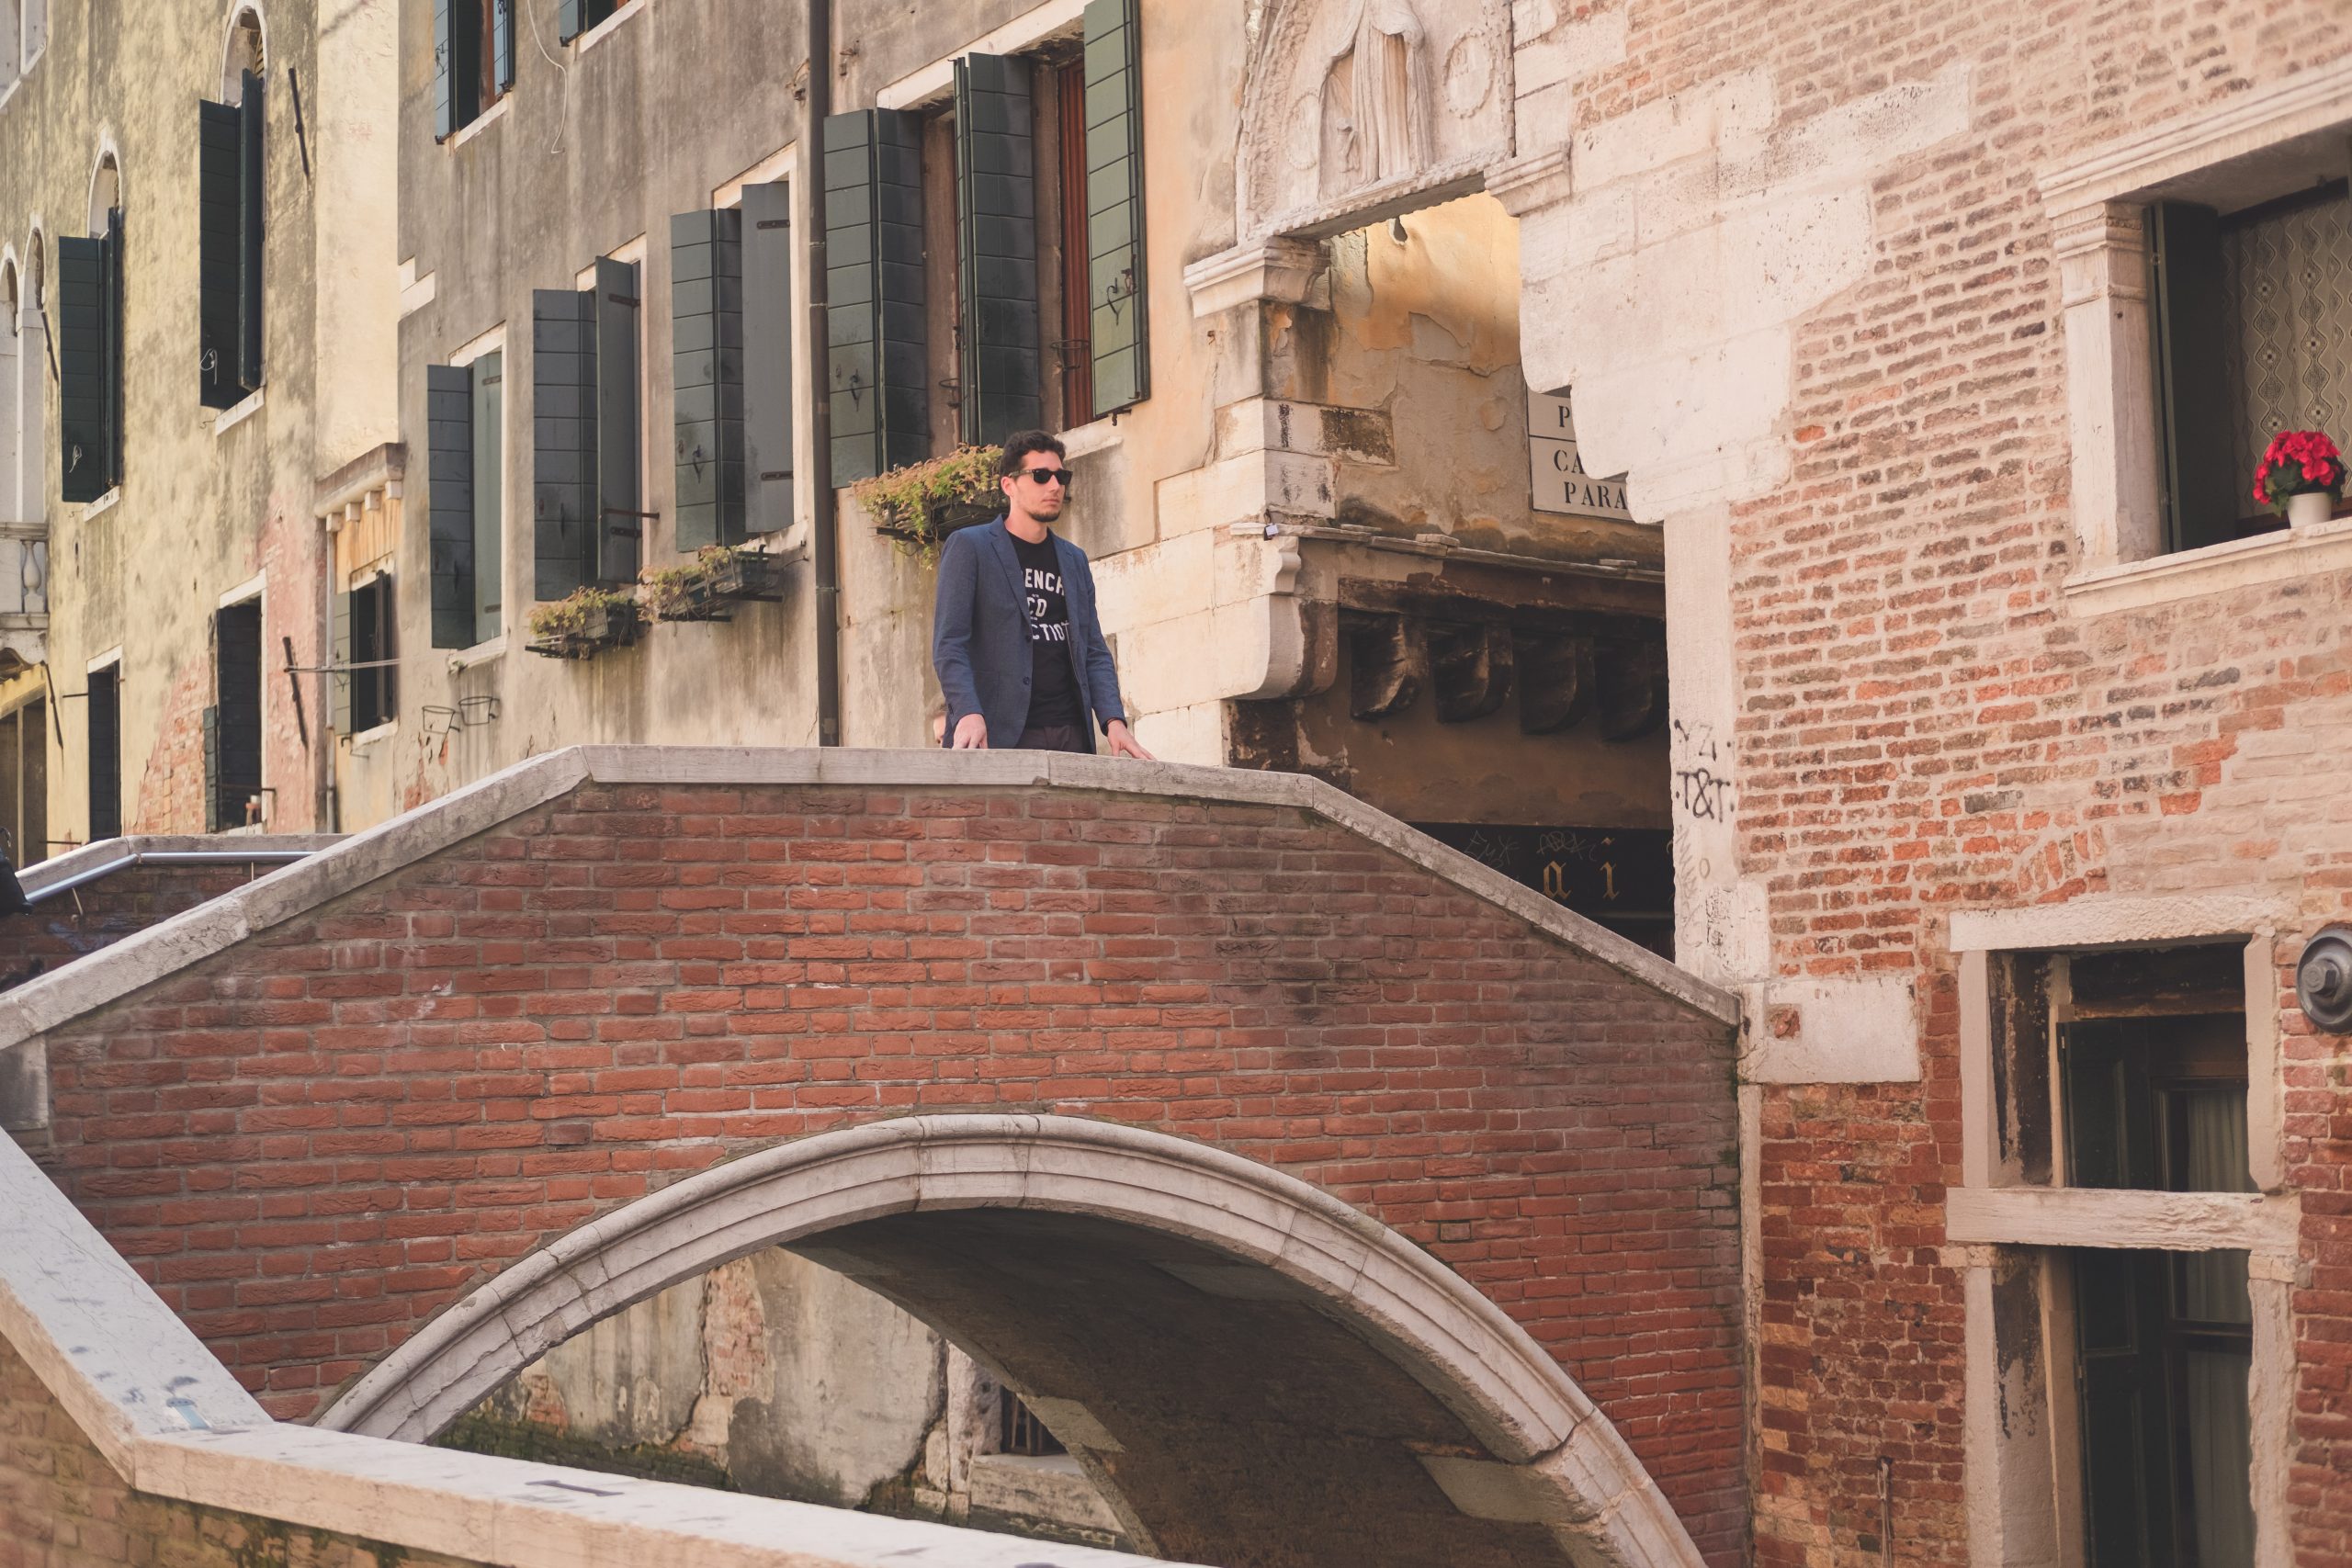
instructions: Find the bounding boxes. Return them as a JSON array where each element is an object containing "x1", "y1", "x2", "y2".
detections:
[
  {"x1": 58, "y1": 164, "x2": 122, "y2": 503},
  {"x1": 198, "y1": 38, "x2": 265, "y2": 409},
  {"x1": 2148, "y1": 180, "x2": 2352, "y2": 554},
  {"x1": 427, "y1": 344, "x2": 503, "y2": 646},
  {"x1": 557, "y1": 0, "x2": 617, "y2": 44},
  {"x1": 0, "y1": 697, "x2": 46, "y2": 864},
  {"x1": 205, "y1": 599, "x2": 262, "y2": 831},
  {"x1": 1964, "y1": 937, "x2": 2264, "y2": 1568},
  {"x1": 669, "y1": 183, "x2": 792, "y2": 547},
  {"x1": 2072, "y1": 1247, "x2": 2255, "y2": 1568},
  {"x1": 823, "y1": 0, "x2": 1148, "y2": 479},
  {"x1": 335, "y1": 570, "x2": 396, "y2": 732},
  {"x1": 434, "y1": 0, "x2": 515, "y2": 141},
  {"x1": 85, "y1": 660, "x2": 118, "y2": 840},
  {"x1": 531, "y1": 256, "x2": 639, "y2": 598}
]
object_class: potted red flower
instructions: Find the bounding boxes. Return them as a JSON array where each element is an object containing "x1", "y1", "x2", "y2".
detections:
[{"x1": 2254, "y1": 429, "x2": 2346, "y2": 529}]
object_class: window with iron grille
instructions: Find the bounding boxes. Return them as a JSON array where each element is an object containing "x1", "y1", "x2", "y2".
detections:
[{"x1": 999, "y1": 1393, "x2": 1065, "y2": 1458}]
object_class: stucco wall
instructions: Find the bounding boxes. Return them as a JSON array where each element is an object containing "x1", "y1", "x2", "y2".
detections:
[{"x1": 0, "y1": 0, "x2": 398, "y2": 845}]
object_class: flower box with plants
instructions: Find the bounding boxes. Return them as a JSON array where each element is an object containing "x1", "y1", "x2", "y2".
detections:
[
  {"x1": 2254, "y1": 429, "x2": 2346, "y2": 530},
  {"x1": 642, "y1": 546, "x2": 792, "y2": 623},
  {"x1": 852, "y1": 445, "x2": 1004, "y2": 554},
  {"x1": 525, "y1": 586, "x2": 644, "y2": 660}
]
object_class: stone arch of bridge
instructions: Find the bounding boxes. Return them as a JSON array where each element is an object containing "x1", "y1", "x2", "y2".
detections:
[{"x1": 318, "y1": 1113, "x2": 1703, "y2": 1568}]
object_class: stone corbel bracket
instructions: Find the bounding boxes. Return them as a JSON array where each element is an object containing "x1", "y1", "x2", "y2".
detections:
[{"x1": 1182, "y1": 236, "x2": 1326, "y2": 318}]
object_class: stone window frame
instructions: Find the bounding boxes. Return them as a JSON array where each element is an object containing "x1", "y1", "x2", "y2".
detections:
[
  {"x1": 2046, "y1": 61, "x2": 2352, "y2": 615},
  {"x1": 1949, "y1": 898, "x2": 2293, "y2": 1568}
]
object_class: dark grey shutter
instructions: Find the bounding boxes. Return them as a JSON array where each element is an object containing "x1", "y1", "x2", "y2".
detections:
[
  {"x1": 427, "y1": 363, "x2": 477, "y2": 647},
  {"x1": 955, "y1": 54, "x2": 1042, "y2": 446},
  {"x1": 238, "y1": 71, "x2": 264, "y2": 391},
  {"x1": 1083, "y1": 0, "x2": 1148, "y2": 416},
  {"x1": 212, "y1": 601, "x2": 262, "y2": 832},
  {"x1": 201, "y1": 705, "x2": 223, "y2": 832},
  {"x1": 433, "y1": 0, "x2": 478, "y2": 141},
  {"x1": 198, "y1": 98, "x2": 243, "y2": 409},
  {"x1": 671, "y1": 209, "x2": 743, "y2": 550},
  {"x1": 532, "y1": 288, "x2": 597, "y2": 599},
  {"x1": 86, "y1": 666, "x2": 119, "y2": 841},
  {"x1": 2061, "y1": 1021, "x2": 2159, "y2": 1190},
  {"x1": 741, "y1": 182, "x2": 794, "y2": 537},
  {"x1": 825, "y1": 108, "x2": 927, "y2": 482},
  {"x1": 331, "y1": 586, "x2": 353, "y2": 734},
  {"x1": 2150, "y1": 200, "x2": 2235, "y2": 553},
  {"x1": 102, "y1": 210, "x2": 123, "y2": 489},
  {"x1": 492, "y1": 0, "x2": 515, "y2": 93},
  {"x1": 593, "y1": 256, "x2": 640, "y2": 583},
  {"x1": 56, "y1": 236, "x2": 107, "y2": 502}
]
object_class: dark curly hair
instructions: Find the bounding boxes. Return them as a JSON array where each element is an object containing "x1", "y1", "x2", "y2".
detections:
[{"x1": 997, "y1": 430, "x2": 1068, "y2": 478}]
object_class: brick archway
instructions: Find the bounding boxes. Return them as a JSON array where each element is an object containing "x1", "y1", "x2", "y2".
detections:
[{"x1": 318, "y1": 1112, "x2": 1704, "y2": 1568}]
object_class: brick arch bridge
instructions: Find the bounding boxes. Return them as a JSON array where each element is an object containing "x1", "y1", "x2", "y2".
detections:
[{"x1": 0, "y1": 748, "x2": 1744, "y2": 1567}]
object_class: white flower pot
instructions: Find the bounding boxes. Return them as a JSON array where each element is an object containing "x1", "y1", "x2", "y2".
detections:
[{"x1": 2289, "y1": 490, "x2": 2336, "y2": 529}]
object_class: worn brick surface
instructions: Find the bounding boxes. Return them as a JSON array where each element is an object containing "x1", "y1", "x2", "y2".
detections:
[
  {"x1": 0, "y1": 1337, "x2": 477, "y2": 1568},
  {"x1": 27, "y1": 784, "x2": 1745, "y2": 1561},
  {"x1": 1605, "y1": 0, "x2": 2352, "y2": 1561},
  {"x1": 0, "y1": 862, "x2": 278, "y2": 987}
]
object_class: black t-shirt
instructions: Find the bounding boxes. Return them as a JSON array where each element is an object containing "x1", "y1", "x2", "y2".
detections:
[{"x1": 1012, "y1": 530, "x2": 1082, "y2": 730}]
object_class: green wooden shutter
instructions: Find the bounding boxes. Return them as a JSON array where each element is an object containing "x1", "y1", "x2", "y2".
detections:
[
  {"x1": 426, "y1": 363, "x2": 476, "y2": 648},
  {"x1": 198, "y1": 97, "x2": 243, "y2": 409},
  {"x1": 238, "y1": 71, "x2": 264, "y2": 391},
  {"x1": 532, "y1": 288, "x2": 597, "y2": 599},
  {"x1": 331, "y1": 586, "x2": 352, "y2": 734},
  {"x1": 955, "y1": 53, "x2": 1042, "y2": 446},
  {"x1": 593, "y1": 255, "x2": 640, "y2": 584},
  {"x1": 741, "y1": 181, "x2": 794, "y2": 537},
  {"x1": 2150, "y1": 201, "x2": 2236, "y2": 553},
  {"x1": 1083, "y1": 0, "x2": 1148, "y2": 416},
  {"x1": 825, "y1": 108, "x2": 927, "y2": 482},
  {"x1": 56, "y1": 236, "x2": 107, "y2": 502},
  {"x1": 492, "y1": 0, "x2": 515, "y2": 93},
  {"x1": 671, "y1": 209, "x2": 743, "y2": 550},
  {"x1": 2073, "y1": 1250, "x2": 2178, "y2": 1568}
]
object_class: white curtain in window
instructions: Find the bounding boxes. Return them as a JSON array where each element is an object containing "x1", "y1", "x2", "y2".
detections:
[{"x1": 2185, "y1": 1347, "x2": 2256, "y2": 1568}]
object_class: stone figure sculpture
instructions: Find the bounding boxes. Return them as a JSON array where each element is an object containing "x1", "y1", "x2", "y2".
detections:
[{"x1": 1318, "y1": 0, "x2": 1430, "y2": 195}]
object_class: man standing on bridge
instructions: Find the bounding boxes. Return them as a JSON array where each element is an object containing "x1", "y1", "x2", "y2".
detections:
[{"x1": 932, "y1": 431, "x2": 1154, "y2": 758}]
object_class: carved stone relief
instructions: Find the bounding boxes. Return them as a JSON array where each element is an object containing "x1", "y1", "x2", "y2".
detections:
[{"x1": 1238, "y1": 0, "x2": 1512, "y2": 242}]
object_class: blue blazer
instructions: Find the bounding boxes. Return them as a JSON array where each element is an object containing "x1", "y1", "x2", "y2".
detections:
[{"x1": 932, "y1": 517, "x2": 1127, "y2": 750}]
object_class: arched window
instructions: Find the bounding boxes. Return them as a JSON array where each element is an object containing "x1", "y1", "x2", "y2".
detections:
[
  {"x1": 222, "y1": 6, "x2": 263, "y2": 101},
  {"x1": 86, "y1": 152, "x2": 119, "y2": 237}
]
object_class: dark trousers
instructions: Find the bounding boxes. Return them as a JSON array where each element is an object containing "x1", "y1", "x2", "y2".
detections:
[{"x1": 1012, "y1": 722, "x2": 1091, "y2": 753}]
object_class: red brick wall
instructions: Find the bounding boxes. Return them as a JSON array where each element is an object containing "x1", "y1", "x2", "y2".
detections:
[
  {"x1": 0, "y1": 862, "x2": 279, "y2": 987},
  {"x1": 1592, "y1": 0, "x2": 2352, "y2": 1562},
  {"x1": 0, "y1": 1338, "x2": 475, "y2": 1568},
  {"x1": 27, "y1": 784, "x2": 1744, "y2": 1560}
]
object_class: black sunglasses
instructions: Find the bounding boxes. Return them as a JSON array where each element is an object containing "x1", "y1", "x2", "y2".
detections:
[{"x1": 1014, "y1": 468, "x2": 1073, "y2": 487}]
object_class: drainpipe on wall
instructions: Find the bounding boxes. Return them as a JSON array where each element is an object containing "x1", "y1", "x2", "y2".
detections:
[{"x1": 806, "y1": 0, "x2": 840, "y2": 747}]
